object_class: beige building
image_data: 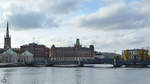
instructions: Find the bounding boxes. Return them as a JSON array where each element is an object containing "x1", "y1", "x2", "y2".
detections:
[{"x1": 123, "y1": 49, "x2": 149, "y2": 61}]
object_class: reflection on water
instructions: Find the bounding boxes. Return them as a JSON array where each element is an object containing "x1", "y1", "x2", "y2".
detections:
[
  {"x1": 1, "y1": 73, "x2": 7, "y2": 84},
  {"x1": 0, "y1": 66, "x2": 150, "y2": 84},
  {"x1": 75, "y1": 68, "x2": 82, "y2": 84}
]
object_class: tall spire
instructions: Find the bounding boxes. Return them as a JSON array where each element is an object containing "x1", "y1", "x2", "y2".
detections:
[
  {"x1": 6, "y1": 21, "x2": 9, "y2": 37},
  {"x1": 4, "y1": 21, "x2": 11, "y2": 49}
]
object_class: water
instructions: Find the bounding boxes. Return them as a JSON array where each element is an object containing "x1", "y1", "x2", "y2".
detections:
[{"x1": 0, "y1": 66, "x2": 150, "y2": 84}]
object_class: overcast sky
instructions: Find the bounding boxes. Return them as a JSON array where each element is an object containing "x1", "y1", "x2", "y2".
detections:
[{"x1": 0, "y1": 0, "x2": 150, "y2": 53}]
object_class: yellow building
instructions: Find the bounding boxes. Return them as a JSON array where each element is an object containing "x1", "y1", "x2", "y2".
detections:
[{"x1": 123, "y1": 49, "x2": 149, "y2": 61}]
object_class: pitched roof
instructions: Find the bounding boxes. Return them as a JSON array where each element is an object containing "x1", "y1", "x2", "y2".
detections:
[
  {"x1": 2, "y1": 48, "x2": 17, "y2": 56},
  {"x1": 21, "y1": 50, "x2": 33, "y2": 57}
]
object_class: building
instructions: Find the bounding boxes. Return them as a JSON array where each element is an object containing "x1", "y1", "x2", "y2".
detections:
[
  {"x1": 20, "y1": 43, "x2": 49, "y2": 63},
  {"x1": 4, "y1": 21, "x2": 11, "y2": 50},
  {"x1": 0, "y1": 49, "x2": 18, "y2": 63},
  {"x1": 0, "y1": 48, "x2": 34, "y2": 64},
  {"x1": 50, "y1": 39, "x2": 95, "y2": 61},
  {"x1": 0, "y1": 22, "x2": 16, "y2": 63},
  {"x1": 123, "y1": 49, "x2": 149, "y2": 61},
  {"x1": 19, "y1": 50, "x2": 34, "y2": 64}
]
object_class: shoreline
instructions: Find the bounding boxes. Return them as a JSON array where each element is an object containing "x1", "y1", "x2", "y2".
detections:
[{"x1": 0, "y1": 63, "x2": 149, "y2": 68}]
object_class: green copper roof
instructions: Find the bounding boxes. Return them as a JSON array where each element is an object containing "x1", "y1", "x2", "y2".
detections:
[
  {"x1": 2, "y1": 49, "x2": 17, "y2": 56},
  {"x1": 76, "y1": 38, "x2": 80, "y2": 46},
  {"x1": 21, "y1": 50, "x2": 33, "y2": 57}
]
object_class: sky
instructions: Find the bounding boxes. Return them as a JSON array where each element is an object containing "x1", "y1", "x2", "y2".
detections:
[{"x1": 0, "y1": 0, "x2": 150, "y2": 53}]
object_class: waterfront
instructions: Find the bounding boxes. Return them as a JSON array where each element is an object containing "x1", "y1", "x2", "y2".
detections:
[{"x1": 0, "y1": 65, "x2": 150, "y2": 84}]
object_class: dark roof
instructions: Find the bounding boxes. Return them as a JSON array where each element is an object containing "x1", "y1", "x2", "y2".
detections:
[{"x1": 21, "y1": 43, "x2": 48, "y2": 48}]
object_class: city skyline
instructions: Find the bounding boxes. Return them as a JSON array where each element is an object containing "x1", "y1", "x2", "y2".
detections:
[{"x1": 0, "y1": 0, "x2": 150, "y2": 53}]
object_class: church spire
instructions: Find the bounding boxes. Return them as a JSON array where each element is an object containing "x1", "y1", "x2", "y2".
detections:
[
  {"x1": 6, "y1": 21, "x2": 9, "y2": 37},
  {"x1": 4, "y1": 21, "x2": 11, "y2": 49}
]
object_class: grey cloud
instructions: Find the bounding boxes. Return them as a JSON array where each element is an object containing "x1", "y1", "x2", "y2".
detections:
[
  {"x1": 48, "y1": 0, "x2": 80, "y2": 14},
  {"x1": 74, "y1": 3, "x2": 150, "y2": 30},
  {"x1": 31, "y1": 0, "x2": 81, "y2": 14},
  {"x1": 8, "y1": 12, "x2": 58, "y2": 29},
  {"x1": 2, "y1": 0, "x2": 81, "y2": 30}
]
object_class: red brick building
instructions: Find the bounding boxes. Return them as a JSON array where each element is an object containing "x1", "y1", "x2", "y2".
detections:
[{"x1": 20, "y1": 43, "x2": 49, "y2": 62}]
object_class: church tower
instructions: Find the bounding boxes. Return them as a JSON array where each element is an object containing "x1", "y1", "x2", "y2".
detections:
[{"x1": 4, "y1": 21, "x2": 11, "y2": 49}]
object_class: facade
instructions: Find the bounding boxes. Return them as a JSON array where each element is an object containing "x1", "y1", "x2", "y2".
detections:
[
  {"x1": 0, "y1": 49, "x2": 34, "y2": 64},
  {"x1": 19, "y1": 50, "x2": 34, "y2": 64},
  {"x1": 123, "y1": 49, "x2": 149, "y2": 61},
  {"x1": 50, "y1": 39, "x2": 95, "y2": 61},
  {"x1": 20, "y1": 43, "x2": 49, "y2": 62},
  {"x1": 4, "y1": 21, "x2": 11, "y2": 50},
  {"x1": 1, "y1": 49, "x2": 18, "y2": 63}
]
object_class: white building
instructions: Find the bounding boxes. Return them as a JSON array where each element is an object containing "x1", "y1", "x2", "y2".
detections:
[
  {"x1": 20, "y1": 50, "x2": 33, "y2": 64},
  {"x1": 1, "y1": 49, "x2": 18, "y2": 63}
]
